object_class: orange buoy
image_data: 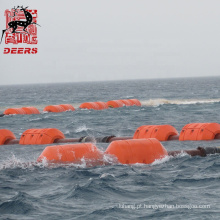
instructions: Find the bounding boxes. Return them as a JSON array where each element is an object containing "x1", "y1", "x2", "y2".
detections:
[
  {"x1": 4, "y1": 108, "x2": 26, "y2": 115},
  {"x1": 19, "y1": 128, "x2": 65, "y2": 145},
  {"x1": 105, "y1": 138, "x2": 168, "y2": 164},
  {"x1": 43, "y1": 105, "x2": 66, "y2": 112},
  {"x1": 120, "y1": 99, "x2": 133, "y2": 106},
  {"x1": 179, "y1": 123, "x2": 220, "y2": 141},
  {"x1": 106, "y1": 100, "x2": 124, "y2": 108},
  {"x1": 21, "y1": 107, "x2": 40, "y2": 114},
  {"x1": 0, "y1": 129, "x2": 16, "y2": 145},
  {"x1": 59, "y1": 104, "x2": 75, "y2": 111},
  {"x1": 37, "y1": 143, "x2": 103, "y2": 164},
  {"x1": 128, "y1": 99, "x2": 141, "y2": 106},
  {"x1": 133, "y1": 125, "x2": 178, "y2": 141},
  {"x1": 94, "y1": 102, "x2": 108, "y2": 109},
  {"x1": 79, "y1": 102, "x2": 100, "y2": 110}
]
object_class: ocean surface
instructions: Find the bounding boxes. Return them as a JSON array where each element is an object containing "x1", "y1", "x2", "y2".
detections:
[{"x1": 0, "y1": 77, "x2": 220, "y2": 219}]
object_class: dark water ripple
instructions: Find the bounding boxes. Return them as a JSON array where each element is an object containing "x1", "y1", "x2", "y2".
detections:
[{"x1": 1, "y1": 77, "x2": 220, "y2": 219}]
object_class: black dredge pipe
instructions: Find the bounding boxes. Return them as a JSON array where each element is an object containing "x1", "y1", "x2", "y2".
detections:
[{"x1": 168, "y1": 147, "x2": 220, "y2": 157}]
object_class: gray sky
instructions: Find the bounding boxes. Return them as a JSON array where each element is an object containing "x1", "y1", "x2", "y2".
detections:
[{"x1": 0, "y1": 0, "x2": 220, "y2": 85}]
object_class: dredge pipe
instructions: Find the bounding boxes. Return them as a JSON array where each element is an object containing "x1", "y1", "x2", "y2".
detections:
[
  {"x1": 4, "y1": 139, "x2": 20, "y2": 145},
  {"x1": 214, "y1": 134, "x2": 220, "y2": 139},
  {"x1": 108, "y1": 136, "x2": 133, "y2": 142},
  {"x1": 55, "y1": 136, "x2": 117, "y2": 144},
  {"x1": 54, "y1": 138, "x2": 81, "y2": 143},
  {"x1": 167, "y1": 135, "x2": 180, "y2": 141},
  {"x1": 55, "y1": 136, "x2": 133, "y2": 143},
  {"x1": 168, "y1": 147, "x2": 220, "y2": 157}
]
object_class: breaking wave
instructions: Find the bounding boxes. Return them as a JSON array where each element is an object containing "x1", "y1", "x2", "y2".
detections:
[{"x1": 141, "y1": 98, "x2": 220, "y2": 107}]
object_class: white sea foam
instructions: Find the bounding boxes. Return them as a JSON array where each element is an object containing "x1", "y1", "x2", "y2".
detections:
[
  {"x1": 151, "y1": 151, "x2": 189, "y2": 166},
  {"x1": 0, "y1": 155, "x2": 36, "y2": 170},
  {"x1": 141, "y1": 98, "x2": 220, "y2": 107},
  {"x1": 151, "y1": 155, "x2": 171, "y2": 166},
  {"x1": 100, "y1": 173, "x2": 115, "y2": 179},
  {"x1": 75, "y1": 125, "x2": 89, "y2": 133},
  {"x1": 103, "y1": 154, "x2": 118, "y2": 165}
]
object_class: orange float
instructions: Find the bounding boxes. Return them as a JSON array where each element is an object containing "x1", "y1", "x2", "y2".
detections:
[
  {"x1": 37, "y1": 143, "x2": 104, "y2": 164},
  {"x1": 133, "y1": 125, "x2": 178, "y2": 141},
  {"x1": 79, "y1": 102, "x2": 100, "y2": 110},
  {"x1": 21, "y1": 107, "x2": 40, "y2": 114},
  {"x1": 94, "y1": 102, "x2": 108, "y2": 109},
  {"x1": 43, "y1": 105, "x2": 65, "y2": 112},
  {"x1": 105, "y1": 138, "x2": 168, "y2": 164},
  {"x1": 4, "y1": 108, "x2": 26, "y2": 115},
  {"x1": 179, "y1": 123, "x2": 220, "y2": 141},
  {"x1": 19, "y1": 128, "x2": 65, "y2": 145},
  {"x1": 0, "y1": 129, "x2": 16, "y2": 145},
  {"x1": 106, "y1": 100, "x2": 124, "y2": 108},
  {"x1": 120, "y1": 99, "x2": 133, "y2": 106},
  {"x1": 128, "y1": 99, "x2": 142, "y2": 106},
  {"x1": 59, "y1": 104, "x2": 75, "y2": 111}
]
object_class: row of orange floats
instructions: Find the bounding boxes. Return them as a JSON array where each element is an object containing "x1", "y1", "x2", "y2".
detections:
[
  {"x1": 2, "y1": 99, "x2": 141, "y2": 115},
  {"x1": 134, "y1": 123, "x2": 220, "y2": 141},
  {"x1": 1, "y1": 123, "x2": 220, "y2": 146},
  {"x1": 36, "y1": 123, "x2": 220, "y2": 164},
  {"x1": 37, "y1": 138, "x2": 220, "y2": 165},
  {"x1": 37, "y1": 138, "x2": 168, "y2": 165}
]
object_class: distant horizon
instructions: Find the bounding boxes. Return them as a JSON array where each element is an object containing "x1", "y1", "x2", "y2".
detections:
[{"x1": 0, "y1": 75, "x2": 219, "y2": 87}]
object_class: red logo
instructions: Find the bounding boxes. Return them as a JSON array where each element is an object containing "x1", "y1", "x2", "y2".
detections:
[{"x1": 1, "y1": 6, "x2": 40, "y2": 54}]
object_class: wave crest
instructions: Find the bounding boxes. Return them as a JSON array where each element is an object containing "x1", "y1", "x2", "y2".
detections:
[{"x1": 141, "y1": 98, "x2": 220, "y2": 107}]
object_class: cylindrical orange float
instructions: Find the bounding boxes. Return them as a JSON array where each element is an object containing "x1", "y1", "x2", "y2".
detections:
[
  {"x1": 128, "y1": 99, "x2": 142, "y2": 106},
  {"x1": 133, "y1": 125, "x2": 178, "y2": 141},
  {"x1": 0, "y1": 129, "x2": 16, "y2": 145},
  {"x1": 106, "y1": 100, "x2": 124, "y2": 108},
  {"x1": 43, "y1": 105, "x2": 65, "y2": 112},
  {"x1": 21, "y1": 107, "x2": 40, "y2": 114},
  {"x1": 120, "y1": 99, "x2": 133, "y2": 106},
  {"x1": 4, "y1": 108, "x2": 26, "y2": 115},
  {"x1": 59, "y1": 104, "x2": 75, "y2": 111},
  {"x1": 37, "y1": 143, "x2": 103, "y2": 164},
  {"x1": 79, "y1": 102, "x2": 100, "y2": 110},
  {"x1": 179, "y1": 123, "x2": 220, "y2": 141},
  {"x1": 19, "y1": 128, "x2": 65, "y2": 145},
  {"x1": 94, "y1": 102, "x2": 108, "y2": 109},
  {"x1": 105, "y1": 138, "x2": 168, "y2": 164}
]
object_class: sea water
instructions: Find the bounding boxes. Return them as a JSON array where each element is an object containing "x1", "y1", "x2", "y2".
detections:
[{"x1": 0, "y1": 77, "x2": 220, "y2": 219}]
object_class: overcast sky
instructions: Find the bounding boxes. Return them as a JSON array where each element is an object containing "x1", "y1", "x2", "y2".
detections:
[{"x1": 0, "y1": 0, "x2": 220, "y2": 85}]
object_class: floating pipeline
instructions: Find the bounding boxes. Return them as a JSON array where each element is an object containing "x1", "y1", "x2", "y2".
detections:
[
  {"x1": 132, "y1": 123, "x2": 220, "y2": 141},
  {"x1": 36, "y1": 138, "x2": 220, "y2": 165},
  {"x1": 0, "y1": 99, "x2": 141, "y2": 116},
  {"x1": 2, "y1": 123, "x2": 220, "y2": 146}
]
